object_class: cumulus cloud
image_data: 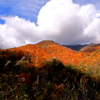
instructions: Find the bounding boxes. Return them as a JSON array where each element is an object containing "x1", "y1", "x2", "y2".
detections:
[
  {"x1": 0, "y1": 0, "x2": 100, "y2": 48},
  {"x1": 0, "y1": 16, "x2": 42, "y2": 48}
]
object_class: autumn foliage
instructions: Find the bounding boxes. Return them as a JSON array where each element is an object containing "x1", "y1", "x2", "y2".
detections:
[{"x1": 1, "y1": 40, "x2": 100, "y2": 99}]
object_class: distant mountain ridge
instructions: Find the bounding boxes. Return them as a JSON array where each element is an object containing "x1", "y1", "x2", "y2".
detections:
[
  {"x1": 63, "y1": 44, "x2": 88, "y2": 51},
  {"x1": 63, "y1": 43, "x2": 100, "y2": 52}
]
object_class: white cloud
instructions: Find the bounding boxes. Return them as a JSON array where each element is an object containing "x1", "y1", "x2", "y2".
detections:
[
  {"x1": 0, "y1": 0, "x2": 100, "y2": 48},
  {"x1": 37, "y1": 0, "x2": 100, "y2": 44},
  {"x1": 0, "y1": 16, "x2": 41, "y2": 48}
]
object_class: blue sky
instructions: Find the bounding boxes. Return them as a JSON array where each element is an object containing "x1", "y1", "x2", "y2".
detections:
[
  {"x1": 0, "y1": 0, "x2": 100, "y2": 48},
  {"x1": 0, "y1": 0, "x2": 100, "y2": 23},
  {"x1": 0, "y1": 0, "x2": 49, "y2": 24}
]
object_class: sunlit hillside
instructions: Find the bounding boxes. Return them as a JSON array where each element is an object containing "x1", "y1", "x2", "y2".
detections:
[{"x1": 1, "y1": 40, "x2": 100, "y2": 99}]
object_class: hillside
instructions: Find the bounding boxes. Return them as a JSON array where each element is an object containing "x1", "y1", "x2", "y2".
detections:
[
  {"x1": 16, "y1": 40, "x2": 76, "y2": 67},
  {"x1": 63, "y1": 44, "x2": 88, "y2": 51},
  {"x1": 80, "y1": 43, "x2": 100, "y2": 52},
  {"x1": 64, "y1": 43, "x2": 100, "y2": 52},
  {"x1": 1, "y1": 40, "x2": 100, "y2": 99}
]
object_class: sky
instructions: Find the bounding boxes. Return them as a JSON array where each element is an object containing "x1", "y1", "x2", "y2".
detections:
[{"x1": 0, "y1": 0, "x2": 100, "y2": 48}]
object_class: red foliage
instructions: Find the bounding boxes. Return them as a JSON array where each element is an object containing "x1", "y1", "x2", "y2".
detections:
[{"x1": 18, "y1": 73, "x2": 31, "y2": 87}]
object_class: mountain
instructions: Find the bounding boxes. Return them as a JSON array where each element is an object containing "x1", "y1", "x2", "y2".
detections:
[
  {"x1": 63, "y1": 43, "x2": 100, "y2": 52},
  {"x1": 1, "y1": 40, "x2": 100, "y2": 99},
  {"x1": 13, "y1": 40, "x2": 76, "y2": 67},
  {"x1": 80, "y1": 43, "x2": 100, "y2": 52},
  {"x1": 63, "y1": 44, "x2": 88, "y2": 51}
]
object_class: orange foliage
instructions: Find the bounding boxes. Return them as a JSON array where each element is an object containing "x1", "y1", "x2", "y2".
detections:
[{"x1": 1, "y1": 40, "x2": 100, "y2": 82}]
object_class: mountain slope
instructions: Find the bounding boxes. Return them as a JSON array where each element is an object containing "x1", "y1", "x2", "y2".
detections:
[
  {"x1": 1, "y1": 40, "x2": 100, "y2": 99},
  {"x1": 13, "y1": 40, "x2": 76, "y2": 67},
  {"x1": 63, "y1": 44, "x2": 88, "y2": 51},
  {"x1": 64, "y1": 43, "x2": 100, "y2": 52},
  {"x1": 80, "y1": 43, "x2": 100, "y2": 52}
]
